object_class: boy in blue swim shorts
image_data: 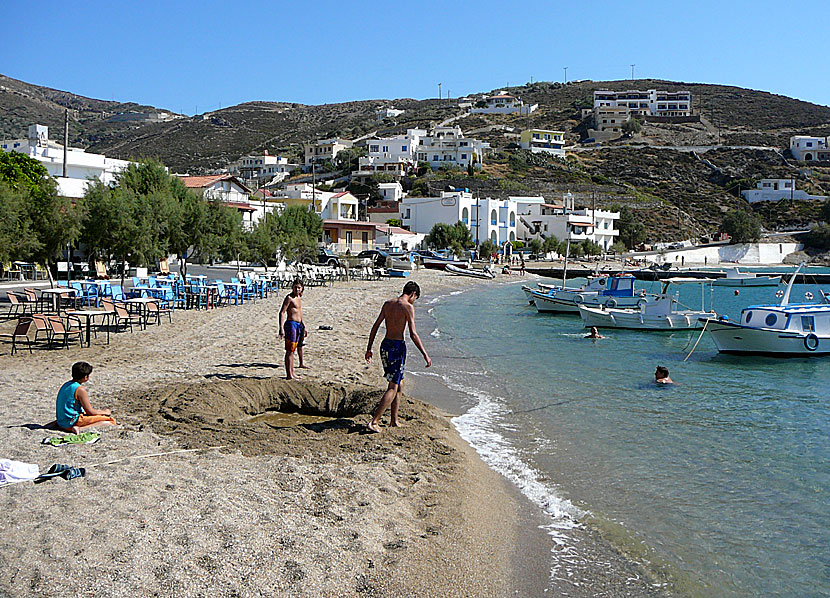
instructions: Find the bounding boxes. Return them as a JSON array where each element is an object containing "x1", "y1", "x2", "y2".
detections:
[
  {"x1": 365, "y1": 281, "x2": 432, "y2": 433},
  {"x1": 279, "y1": 279, "x2": 307, "y2": 379}
]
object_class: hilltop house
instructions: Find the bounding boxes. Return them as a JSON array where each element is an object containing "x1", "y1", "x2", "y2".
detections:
[
  {"x1": 376, "y1": 106, "x2": 405, "y2": 120},
  {"x1": 741, "y1": 178, "x2": 828, "y2": 203},
  {"x1": 593, "y1": 89, "x2": 693, "y2": 118},
  {"x1": 414, "y1": 126, "x2": 489, "y2": 171},
  {"x1": 275, "y1": 183, "x2": 359, "y2": 221},
  {"x1": 178, "y1": 174, "x2": 258, "y2": 229},
  {"x1": 520, "y1": 129, "x2": 566, "y2": 156},
  {"x1": 470, "y1": 93, "x2": 538, "y2": 115},
  {"x1": 304, "y1": 137, "x2": 353, "y2": 166},
  {"x1": 515, "y1": 193, "x2": 620, "y2": 251},
  {"x1": 229, "y1": 152, "x2": 298, "y2": 185},
  {"x1": 401, "y1": 189, "x2": 518, "y2": 245},
  {"x1": 1, "y1": 124, "x2": 134, "y2": 198},
  {"x1": 790, "y1": 136, "x2": 830, "y2": 161}
]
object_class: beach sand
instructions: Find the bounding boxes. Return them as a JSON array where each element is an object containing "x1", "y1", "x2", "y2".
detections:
[{"x1": 0, "y1": 270, "x2": 664, "y2": 597}]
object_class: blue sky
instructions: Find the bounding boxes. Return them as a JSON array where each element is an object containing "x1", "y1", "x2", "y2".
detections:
[{"x1": 2, "y1": 0, "x2": 828, "y2": 114}]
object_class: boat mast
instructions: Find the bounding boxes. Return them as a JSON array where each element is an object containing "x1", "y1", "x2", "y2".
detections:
[
  {"x1": 780, "y1": 261, "x2": 805, "y2": 306},
  {"x1": 562, "y1": 237, "x2": 571, "y2": 288}
]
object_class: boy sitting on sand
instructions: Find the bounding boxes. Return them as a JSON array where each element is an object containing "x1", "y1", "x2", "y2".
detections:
[
  {"x1": 56, "y1": 362, "x2": 117, "y2": 433},
  {"x1": 279, "y1": 279, "x2": 307, "y2": 380}
]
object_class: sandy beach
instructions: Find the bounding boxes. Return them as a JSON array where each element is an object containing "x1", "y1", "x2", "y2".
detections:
[{"x1": 0, "y1": 270, "x2": 664, "y2": 597}]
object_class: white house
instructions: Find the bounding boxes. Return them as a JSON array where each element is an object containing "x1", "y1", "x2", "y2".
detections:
[
  {"x1": 414, "y1": 126, "x2": 489, "y2": 171},
  {"x1": 790, "y1": 136, "x2": 830, "y2": 161},
  {"x1": 515, "y1": 193, "x2": 620, "y2": 250},
  {"x1": 377, "y1": 182, "x2": 404, "y2": 202},
  {"x1": 229, "y1": 152, "x2": 298, "y2": 184},
  {"x1": 1, "y1": 124, "x2": 134, "y2": 198},
  {"x1": 304, "y1": 137, "x2": 353, "y2": 166},
  {"x1": 178, "y1": 174, "x2": 257, "y2": 229},
  {"x1": 520, "y1": 129, "x2": 565, "y2": 156},
  {"x1": 741, "y1": 178, "x2": 828, "y2": 203},
  {"x1": 274, "y1": 183, "x2": 359, "y2": 221},
  {"x1": 376, "y1": 106, "x2": 405, "y2": 120},
  {"x1": 470, "y1": 93, "x2": 538, "y2": 115},
  {"x1": 355, "y1": 129, "x2": 425, "y2": 178},
  {"x1": 373, "y1": 224, "x2": 424, "y2": 251},
  {"x1": 593, "y1": 89, "x2": 692, "y2": 118},
  {"x1": 401, "y1": 190, "x2": 518, "y2": 245}
]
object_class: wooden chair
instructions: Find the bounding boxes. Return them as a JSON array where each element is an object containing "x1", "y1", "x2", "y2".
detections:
[
  {"x1": 46, "y1": 314, "x2": 83, "y2": 349},
  {"x1": 5, "y1": 292, "x2": 26, "y2": 319},
  {"x1": 112, "y1": 303, "x2": 144, "y2": 333},
  {"x1": 95, "y1": 261, "x2": 110, "y2": 280},
  {"x1": 0, "y1": 317, "x2": 34, "y2": 354}
]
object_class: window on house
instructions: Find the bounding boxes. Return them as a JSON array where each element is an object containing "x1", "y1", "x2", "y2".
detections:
[
  {"x1": 362, "y1": 231, "x2": 368, "y2": 244},
  {"x1": 461, "y1": 154, "x2": 467, "y2": 160},
  {"x1": 807, "y1": 142, "x2": 813, "y2": 147},
  {"x1": 401, "y1": 145, "x2": 407, "y2": 152},
  {"x1": 462, "y1": 207, "x2": 468, "y2": 224},
  {"x1": 383, "y1": 146, "x2": 389, "y2": 152},
  {"x1": 433, "y1": 155, "x2": 439, "y2": 161},
  {"x1": 370, "y1": 145, "x2": 379, "y2": 152},
  {"x1": 532, "y1": 133, "x2": 540, "y2": 139},
  {"x1": 346, "y1": 231, "x2": 353, "y2": 244},
  {"x1": 490, "y1": 210, "x2": 497, "y2": 225},
  {"x1": 405, "y1": 208, "x2": 411, "y2": 218}
]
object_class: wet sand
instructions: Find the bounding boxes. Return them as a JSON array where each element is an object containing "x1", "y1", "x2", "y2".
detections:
[{"x1": 0, "y1": 269, "x2": 665, "y2": 597}]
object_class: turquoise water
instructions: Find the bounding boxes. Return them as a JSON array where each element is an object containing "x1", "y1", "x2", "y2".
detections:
[{"x1": 421, "y1": 277, "x2": 829, "y2": 597}]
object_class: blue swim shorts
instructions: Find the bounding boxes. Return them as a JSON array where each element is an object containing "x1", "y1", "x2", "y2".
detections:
[
  {"x1": 380, "y1": 338, "x2": 406, "y2": 384},
  {"x1": 284, "y1": 320, "x2": 305, "y2": 352}
]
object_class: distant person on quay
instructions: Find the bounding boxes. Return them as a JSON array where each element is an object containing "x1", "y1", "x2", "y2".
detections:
[
  {"x1": 279, "y1": 279, "x2": 308, "y2": 380},
  {"x1": 365, "y1": 281, "x2": 431, "y2": 433},
  {"x1": 56, "y1": 362, "x2": 117, "y2": 433},
  {"x1": 655, "y1": 366, "x2": 674, "y2": 384}
]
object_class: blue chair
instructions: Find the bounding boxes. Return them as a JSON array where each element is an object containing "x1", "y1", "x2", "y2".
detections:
[
  {"x1": 148, "y1": 276, "x2": 157, "y2": 288},
  {"x1": 216, "y1": 280, "x2": 238, "y2": 306},
  {"x1": 110, "y1": 284, "x2": 126, "y2": 301}
]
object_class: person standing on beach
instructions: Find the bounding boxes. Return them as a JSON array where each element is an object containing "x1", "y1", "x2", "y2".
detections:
[
  {"x1": 365, "y1": 281, "x2": 431, "y2": 433},
  {"x1": 279, "y1": 279, "x2": 307, "y2": 380}
]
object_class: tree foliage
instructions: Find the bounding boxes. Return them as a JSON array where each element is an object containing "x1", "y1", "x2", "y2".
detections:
[
  {"x1": 616, "y1": 206, "x2": 647, "y2": 249},
  {"x1": 248, "y1": 205, "x2": 323, "y2": 266},
  {"x1": 0, "y1": 152, "x2": 82, "y2": 285},
  {"x1": 425, "y1": 221, "x2": 473, "y2": 256},
  {"x1": 0, "y1": 182, "x2": 40, "y2": 265},
  {"x1": 721, "y1": 209, "x2": 761, "y2": 243},
  {"x1": 528, "y1": 238, "x2": 543, "y2": 255},
  {"x1": 478, "y1": 239, "x2": 497, "y2": 259},
  {"x1": 805, "y1": 222, "x2": 830, "y2": 250}
]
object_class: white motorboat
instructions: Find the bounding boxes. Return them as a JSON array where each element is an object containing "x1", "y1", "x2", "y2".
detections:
[
  {"x1": 446, "y1": 264, "x2": 495, "y2": 279},
  {"x1": 578, "y1": 278, "x2": 716, "y2": 330},
  {"x1": 702, "y1": 264, "x2": 830, "y2": 355},
  {"x1": 523, "y1": 274, "x2": 651, "y2": 314},
  {"x1": 711, "y1": 267, "x2": 781, "y2": 287}
]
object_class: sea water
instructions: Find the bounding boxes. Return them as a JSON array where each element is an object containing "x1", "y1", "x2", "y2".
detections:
[{"x1": 415, "y1": 274, "x2": 829, "y2": 597}]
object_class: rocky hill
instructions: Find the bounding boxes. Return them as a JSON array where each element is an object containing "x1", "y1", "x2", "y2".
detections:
[{"x1": 2, "y1": 73, "x2": 830, "y2": 240}]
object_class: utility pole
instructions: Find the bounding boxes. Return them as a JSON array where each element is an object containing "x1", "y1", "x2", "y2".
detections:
[
  {"x1": 312, "y1": 159, "x2": 317, "y2": 213},
  {"x1": 630, "y1": 64, "x2": 636, "y2": 80},
  {"x1": 563, "y1": 67, "x2": 568, "y2": 83},
  {"x1": 438, "y1": 83, "x2": 442, "y2": 100},
  {"x1": 62, "y1": 108, "x2": 69, "y2": 178}
]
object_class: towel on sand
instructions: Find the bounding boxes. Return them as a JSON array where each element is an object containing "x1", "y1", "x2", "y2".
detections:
[{"x1": 0, "y1": 459, "x2": 40, "y2": 486}]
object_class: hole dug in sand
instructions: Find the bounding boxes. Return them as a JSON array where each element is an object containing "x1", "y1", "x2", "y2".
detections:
[{"x1": 135, "y1": 378, "x2": 381, "y2": 455}]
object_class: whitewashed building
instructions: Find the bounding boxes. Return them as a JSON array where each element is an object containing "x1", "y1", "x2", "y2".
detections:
[
  {"x1": 470, "y1": 93, "x2": 538, "y2": 115},
  {"x1": 355, "y1": 129, "x2": 425, "y2": 178},
  {"x1": 304, "y1": 137, "x2": 353, "y2": 166},
  {"x1": 374, "y1": 224, "x2": 424, "y2": 251},
  {"x1": 378, "y1": 182, "x2": 404, "y2": 202},
  {"x1": 1, "y1": 124, "x2": 134, "y2": 198},
  {"x1": 376, "y1": 106, "x2": 405, "y2": 120},
  {"x1": 229, "y1": 153, "x2": 298, "y2": 184},
  {"x1": 179, "y1": 174, "x2": 257, "y2": 229},
  {"x1": 790, "y1": 136, "x2": 830, "y2": 161},
  {"x1": 593, "y1": 89, "x2": 692, "y2": 118},
  {"x1": 401, "y1": 190, "x2": 518, "y2": 245},
  {"x1": 741, "y1": 178, "x2": 828, "y2": 203},
  {"x1": 515, "y1": 193, "x2": 620, "y2": 250},
  {"x1": 414, "y1": 126, "x2": 489, "y2": 170},
  {"x1": 274, "y1": 184, "x2": 359, "y2": 221}
]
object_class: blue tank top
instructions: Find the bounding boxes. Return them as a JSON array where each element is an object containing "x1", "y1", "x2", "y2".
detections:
[{"x1": 56, "y1": 381, "x2": 81, "y2": 429}]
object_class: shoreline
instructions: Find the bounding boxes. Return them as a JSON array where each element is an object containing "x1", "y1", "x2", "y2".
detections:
[{"x1": 0, "y1": 270, "x2": 666, "y2": 596}]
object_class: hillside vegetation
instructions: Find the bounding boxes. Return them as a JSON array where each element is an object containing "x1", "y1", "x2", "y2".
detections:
[{"x1": 2, "y1": 73, "x2": 830, "y2": 241}]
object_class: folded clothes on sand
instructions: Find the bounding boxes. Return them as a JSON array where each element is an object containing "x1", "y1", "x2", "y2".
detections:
[
  {"x1": 42, "y1": 432, "x2": 101, "y2": 447},
  {"x1": 34, "y1": 463, "x2": 86, "y2": 483},
  {"x1": 0, "y1": 459, "x2": 40, "y2": 486}
]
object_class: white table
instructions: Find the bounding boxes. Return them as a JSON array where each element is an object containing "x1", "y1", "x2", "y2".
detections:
[
  {"x1": 67, "y1": 309, "x2": 109, "y2": 346},
  {"x1": 40, "y1": 287, "x2": 76, "y2": 312}
]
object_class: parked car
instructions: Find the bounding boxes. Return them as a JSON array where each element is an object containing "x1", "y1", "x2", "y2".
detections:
[
  {"x1": 304, "y1": 248, "x2": 343, "y2": 267},
  {"x1": 356, "y1": 249, "x2": 390, "y2": 268}
]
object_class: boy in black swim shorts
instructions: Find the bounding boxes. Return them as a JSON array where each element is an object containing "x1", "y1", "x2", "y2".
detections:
[{"x1": 365, "y1": 281, "x2": 431, "y2": 433}]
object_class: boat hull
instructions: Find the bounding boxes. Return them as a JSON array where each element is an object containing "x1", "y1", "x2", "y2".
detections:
[
  {"x1": 446, "y1": 264, "x2": 494, "y2": 279},
  {"x1": 704, "y1": 319, "x2": 830, "y2": 355},
  {"x1": 711, "y1": 277, "x2": 781, "y2": 287},
  {"x1": 580, "y1": 306, "x2": 707, "y2": 330}
]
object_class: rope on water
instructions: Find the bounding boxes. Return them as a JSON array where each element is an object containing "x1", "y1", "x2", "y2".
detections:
[
  {"x1": 684, "y1": 318, "x2": 709, "y2": 362},
  {"x1": 86, "y1": 445, "x2": 229, "y2": 468}
]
